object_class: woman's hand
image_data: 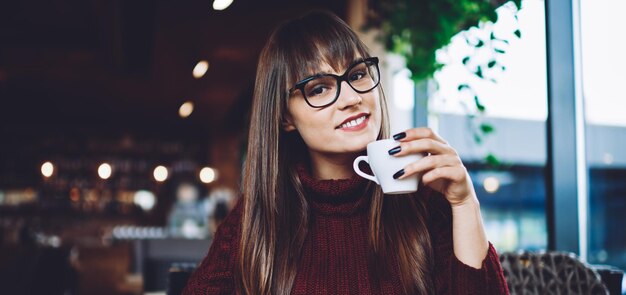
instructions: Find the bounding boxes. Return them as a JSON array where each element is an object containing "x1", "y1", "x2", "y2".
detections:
[
  {"x1": 390, "y1": 128, "x2": 489, "y2": 268},
  {"x1": 388, "y1": 127, "x2": 477, "y2": 207}
]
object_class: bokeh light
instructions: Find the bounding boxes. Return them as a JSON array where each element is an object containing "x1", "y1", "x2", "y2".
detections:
[
  {"x1": 193, "y1": 60, "x2": 209, "y2": 79},
  {"x1": 134, "y1": 190, "x2": 156, "y2": 211},
  {"x1": 153, "y1": 165, "x2": 169, "y2": 182},
  {"x1": 483, "y1": 176, "x2": 500, "y2": 193},
  {"x1": 179, "y1": 101, "x2": 194, "y2": 118},
  {"x1": 199, "y1": 167, "x2": 217, "y2": 184},
  {"x1": 212, "y1": 0, "x2": 233, "y2": 10},
  {"x1": 98, "y1": 163, "x2": 112, "y2": 180},
  {"x1": 41, "y1": 161, "x2": 54, "y2": 178}
]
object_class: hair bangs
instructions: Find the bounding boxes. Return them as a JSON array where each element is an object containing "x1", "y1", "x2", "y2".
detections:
[{"x1": 275, "y1": 11, "x2": 369, "y2": 91}]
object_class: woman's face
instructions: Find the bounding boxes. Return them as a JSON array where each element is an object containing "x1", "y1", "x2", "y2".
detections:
[{"x1": 283, "y1": 56, "x2": 382, "y2": 160}]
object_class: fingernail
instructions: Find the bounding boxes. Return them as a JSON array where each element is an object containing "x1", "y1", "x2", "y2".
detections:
[
  {"x1": 393, "y1": 169, "x2": 405, "y2": 179},
  {"x1": 393, "y1": 132, "x2": 406, "y2": 140},
  {"x1": 388, "y1": 146, "x2": 401, "y2": 155}
]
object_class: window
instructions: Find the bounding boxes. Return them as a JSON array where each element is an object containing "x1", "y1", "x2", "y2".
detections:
[
  {"x1": 431, "y1": 0, "x2": 549, "y2": 252},
  {"x1": 580, "y1": 0, "x2": 626, "y2": 271}
]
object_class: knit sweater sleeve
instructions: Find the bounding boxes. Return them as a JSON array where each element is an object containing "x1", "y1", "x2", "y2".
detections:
[
  {"x1": 426, "y1": 190, "x2": 509, "y2": 295},
  {"x1": 182, "y1": 199, "x2": 243, "y2": 295}
]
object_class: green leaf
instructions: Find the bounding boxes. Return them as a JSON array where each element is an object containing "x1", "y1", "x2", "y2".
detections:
[
  {"x1": 457, "y1": 84, "x2": 470, "y2": 91},
  {"x1": 474, "y1": 96, "x2": 486, "y2": 112},
  {"x1": 368, "y1": 0, "x2": 521, "y2": 84},
  {"x1": 514, "y1": 29, "x2": 521, "y2": 38},
  {"x1": 480, "y1": 123, "x2": 495, "y2": 134},
  {"x1": 485, "y1": 153, "x2": 500, "y2": 167},
  {"x1": 494, "y1": 48, "x2": 506, "y2": 54},
  {"x1": 475, "y1": 66, "x2": 483, "y2": 78},
  {"x1": 473, "y1": 134, "x2": 483, "y2": 144},
  {"x1": 462, "y1": 56, "x2": 470, "y2": 65},
  {"x1": 487, "y1": 60, "x2": 497, "y2": 68}
]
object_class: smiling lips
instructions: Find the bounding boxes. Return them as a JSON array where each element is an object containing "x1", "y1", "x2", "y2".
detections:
[{"x1": 336, "y1": 113, "x2": 370, "y2": 131}]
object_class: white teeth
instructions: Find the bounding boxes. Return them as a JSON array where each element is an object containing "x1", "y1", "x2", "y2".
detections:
[{"x1": 339, "y1": 115, "x2": 366, "y2": 129}]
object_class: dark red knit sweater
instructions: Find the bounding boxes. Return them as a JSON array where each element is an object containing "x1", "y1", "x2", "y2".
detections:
[{"x1": 183, "y1": 168, "x2": 509, "y2": 294}]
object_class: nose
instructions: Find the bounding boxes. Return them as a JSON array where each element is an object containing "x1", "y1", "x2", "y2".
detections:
[{"x1": 335, "y1": 81, "x2": 362, "y2": 110}]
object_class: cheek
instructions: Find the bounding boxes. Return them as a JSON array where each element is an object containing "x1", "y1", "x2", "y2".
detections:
[
  {"x1": 286, "y1": 99, "x2": 309, "y2": 129},
  {"x1": 296, "y1": 115, "x2": 333, "y2": 144},
  {"x1": 288, "y1": 104, "x2": 331, "y2": 142},
  {"x1": 368, "y1": 94, "x2": 383, "y2": 129}
]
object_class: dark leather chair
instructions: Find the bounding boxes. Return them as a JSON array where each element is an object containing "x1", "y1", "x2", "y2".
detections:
[{"x1": 499, "y1": 251, "x2": 611, "y2": 295}]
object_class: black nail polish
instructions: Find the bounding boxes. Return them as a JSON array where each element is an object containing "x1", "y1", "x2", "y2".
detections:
[
  {"x1": 388, "y1": 146, "x2": 401, "y2": 155},
  {"x1": 393, "y1": 132, "x2": 406, "y2": 140},
  {"x1": 393, "y1": 169, "x2": 405, "y2": 179}
]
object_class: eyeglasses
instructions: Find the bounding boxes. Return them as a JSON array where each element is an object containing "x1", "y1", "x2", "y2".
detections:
[{"x1": 289, "y1": 57, "x2": 380, "y2": 108}]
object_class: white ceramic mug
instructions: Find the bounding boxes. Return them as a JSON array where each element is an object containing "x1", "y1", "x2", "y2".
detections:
[{"x1": 353, "y1": 138, "x2": 423, "y2": 194}]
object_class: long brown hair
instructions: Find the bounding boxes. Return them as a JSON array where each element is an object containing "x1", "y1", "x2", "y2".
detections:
[{"x1": 238, "y1": 11, "x2": 433, "y2": 294}]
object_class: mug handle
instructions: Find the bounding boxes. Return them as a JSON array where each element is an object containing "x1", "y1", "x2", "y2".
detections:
[{"x1": 353, "y1": 155, "x2": 378, "y2": 184}]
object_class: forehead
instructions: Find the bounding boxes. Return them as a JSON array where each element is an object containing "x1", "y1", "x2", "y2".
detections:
[{"x1": 308, "y1": 54, "x2": 364, "y2": 76}]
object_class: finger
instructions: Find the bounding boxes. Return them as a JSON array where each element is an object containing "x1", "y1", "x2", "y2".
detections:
[
  {"x1": 392, "y1": 127, "x2": 448, "y2": 144},
  {"x1": 398, "y1": 155, "x2": 462, "y2": 179},
  {"x1": 420, "y1": 166, "x2": 468, "y2": 185},
  {"x1": 388, "y1": 138, "x2": 457, "y2": 157}
]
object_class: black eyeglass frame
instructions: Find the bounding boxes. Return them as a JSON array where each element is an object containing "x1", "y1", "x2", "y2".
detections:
[{"x1": 288, "y1": 57, "x2": 380, "y2": 108}]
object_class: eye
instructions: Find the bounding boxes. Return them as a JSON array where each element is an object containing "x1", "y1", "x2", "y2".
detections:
[
  {"x1": 349, "y1": 71, "x2": 366, "y2": 82},
  {"x1": 304, "y1": 76, "x2": 335, "y2": 98},
  {"x1": 348, "y1": 62, "x2": 369, "y2": 82},
  {"x1": 307, "y1": 85, "x2": 328, "y2": 97}
]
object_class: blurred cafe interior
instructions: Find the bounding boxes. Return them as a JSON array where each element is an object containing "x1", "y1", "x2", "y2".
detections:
[{"x1": 1, "y1": 0, "x2": 625, "y2": 294}]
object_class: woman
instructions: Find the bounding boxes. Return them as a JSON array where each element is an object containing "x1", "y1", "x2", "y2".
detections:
[{"x1": 183, "y1": 11, "x2": 508, "y2": 295}]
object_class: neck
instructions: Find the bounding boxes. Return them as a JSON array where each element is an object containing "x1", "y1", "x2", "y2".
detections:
[{"x1": 308, "y1": 151, "x2": 358, "y2": 180}]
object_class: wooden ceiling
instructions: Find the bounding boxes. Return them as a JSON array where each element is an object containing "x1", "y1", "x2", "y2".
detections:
[{"x1": 0, "y1": 0, "x2": 348, "y2": 138}]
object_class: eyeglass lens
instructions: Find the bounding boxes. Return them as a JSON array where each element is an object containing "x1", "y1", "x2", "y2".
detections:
[{"x1": 303, "y1": 60, "x2": 379, "y2": 107}]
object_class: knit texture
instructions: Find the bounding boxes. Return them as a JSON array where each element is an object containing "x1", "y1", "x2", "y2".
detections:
[{"x1": 183, "y1": 167, "x2": 509, "y2": 294}]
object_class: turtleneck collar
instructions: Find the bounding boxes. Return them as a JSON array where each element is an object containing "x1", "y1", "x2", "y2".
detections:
[{"x1": 296, "y1": 164, "x2": 370, "y2": 216}]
